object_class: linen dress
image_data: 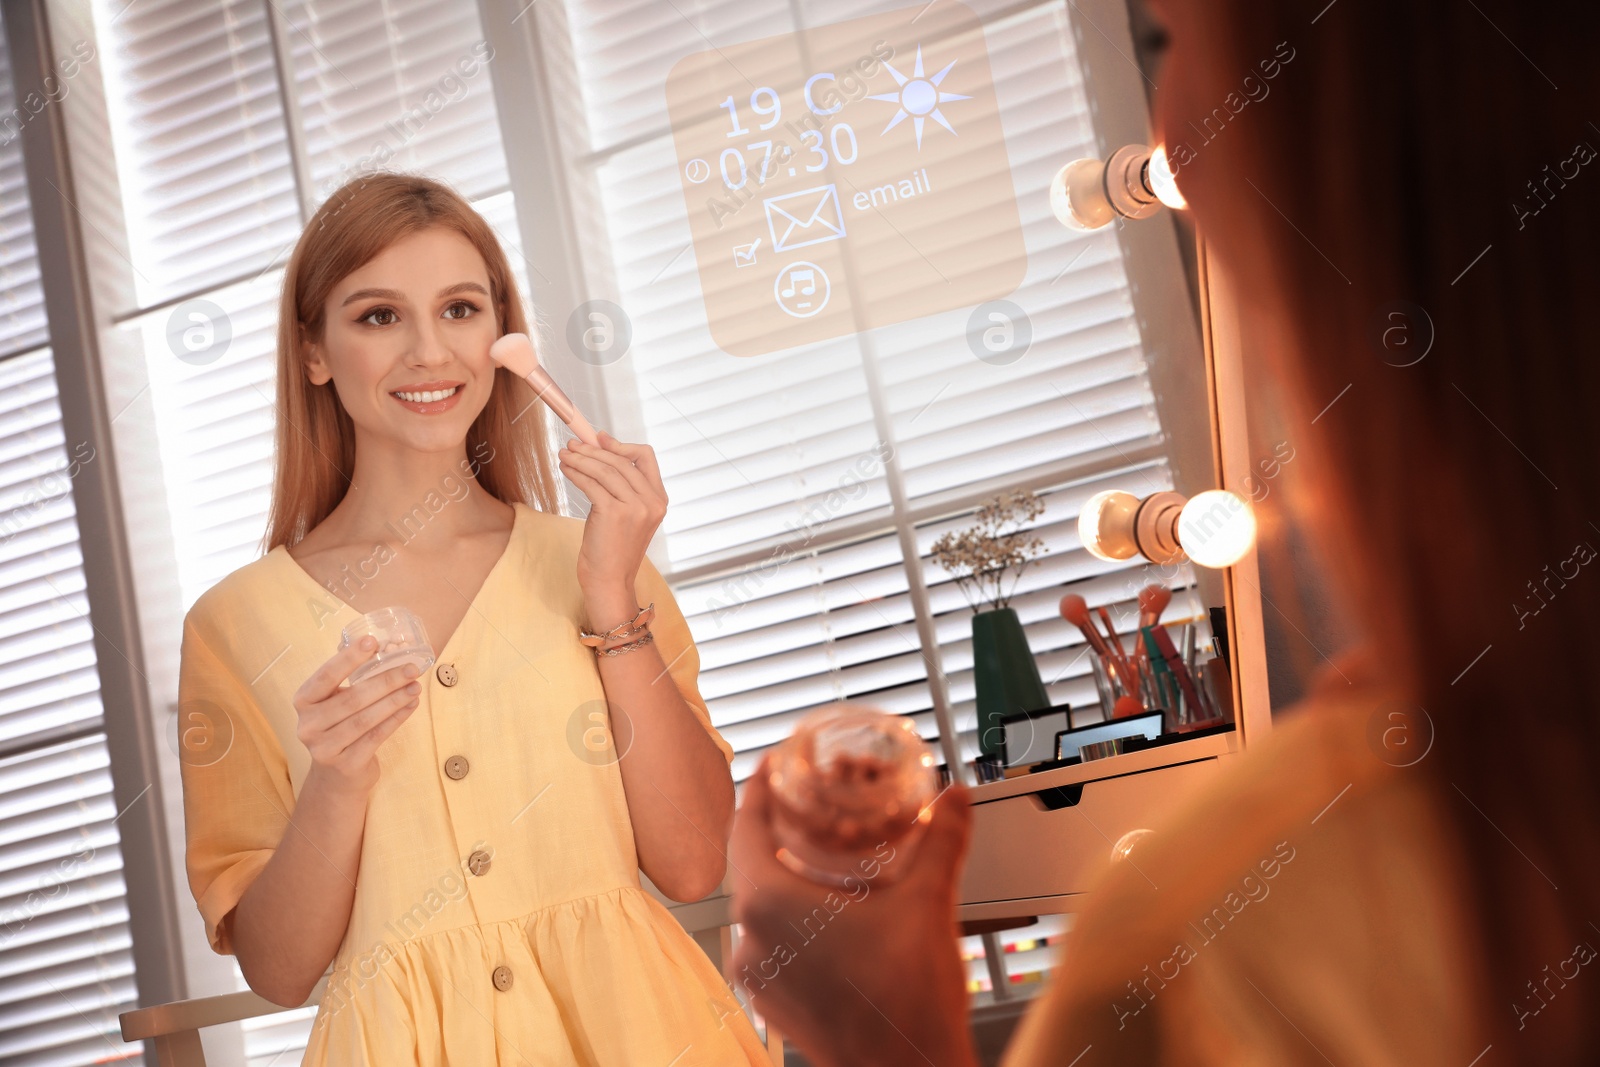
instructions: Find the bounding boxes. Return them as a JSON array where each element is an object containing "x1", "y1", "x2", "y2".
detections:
[{"x1": 176, "y1": 501, "x2": 769, "y2": 1065}]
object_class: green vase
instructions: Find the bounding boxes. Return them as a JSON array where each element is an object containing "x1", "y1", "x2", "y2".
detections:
[{"x1": 971, "y1": 607, "x2": 1050, "y2": 757}]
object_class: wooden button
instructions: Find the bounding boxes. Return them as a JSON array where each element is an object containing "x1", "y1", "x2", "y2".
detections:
[
  {"x1": 467, "y1": 849, "x2": 492, "y2": 876},
  {"x1": 444, "y1": 755, "x2": 469, "y2": 780},
  {"x1": 492, "y1": 965, "x2": 513, "y2": 992},
  {"x1": 436, "y1": 663, "x2": 459, "y2": 687}
]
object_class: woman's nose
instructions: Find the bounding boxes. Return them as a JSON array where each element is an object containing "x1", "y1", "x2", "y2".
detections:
[{"x1": 405, "y1": 323, "x2": 455, "y2": 366}]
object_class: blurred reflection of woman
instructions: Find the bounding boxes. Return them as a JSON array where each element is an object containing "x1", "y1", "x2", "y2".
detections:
[
  {"x1": 175, "y1": 172, "x2": 769, "y2": 1065},
  {"x1": 727, "y1": 0, "x2": 1600, "y2": 1064}
]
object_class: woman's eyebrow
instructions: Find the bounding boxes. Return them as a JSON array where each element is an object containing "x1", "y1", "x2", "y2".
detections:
[{"x1": 341, "y1": 281, "x2": 489, "y2": 307}]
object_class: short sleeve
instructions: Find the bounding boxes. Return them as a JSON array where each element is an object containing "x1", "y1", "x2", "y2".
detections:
[
  {"x1": 632, "y1": 555, "x2": 736, "y2": 766},
  {"x1": 176, "y1": 610, "x2": 296, "y2": 955}
]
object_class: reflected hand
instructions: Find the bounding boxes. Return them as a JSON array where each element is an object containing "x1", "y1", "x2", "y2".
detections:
[
  {"x1": 727, "y1": 752, "x2": 980, "y2": 1067},
  {"x1": 293, "y1": 636, "x2": 421, "y2": 798},
  {"x1": 556, "y1": 430, "x2": 665, "y2": 593}
]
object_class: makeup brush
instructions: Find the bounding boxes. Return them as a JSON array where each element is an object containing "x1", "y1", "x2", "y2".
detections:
[
  {"x1": 1061, "y1": 594, "x2": 1140, "y2": 707},
  {"x1": 1137, "y1": 584, "x2": 1172, "y2": 629},
  {"x1": 1060, "y1": 594, "x2": 1112, "y2": 659},
  {"x1": 1133, "y1": 584, "x2": 1173, "y2": 675},
  {"x1": 1095, "y1": 605, "x2": 1139, "y2": 700},
  {"x1": 1149, "y1": 623, "x2": 1206, "y2": 724},
  {"x1": 488, "y1": 332, "x2": 602, "y2": 447}
]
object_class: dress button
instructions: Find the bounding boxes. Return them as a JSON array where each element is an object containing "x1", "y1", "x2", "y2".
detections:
[
  {"x1": 436, "y1": 662, "x2": 459, "y2": 687},
  {"x1": 467, "y1": 849, "x2": 492, "y2": 876},
  {"x1": 444, "y1": 755, "x2": 470, "y2": 780},
  {"x1": 492, "y1": 965, "x2": 513, "y2": 992}
]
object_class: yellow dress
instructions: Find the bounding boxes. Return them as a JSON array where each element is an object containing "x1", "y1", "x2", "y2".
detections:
[{"x1": 177, "y1": 501, "x2": 770, "y2": 1066}]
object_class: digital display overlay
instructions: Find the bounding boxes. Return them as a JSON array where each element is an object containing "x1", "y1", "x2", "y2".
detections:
[{"x1": 665, "y1": 2, "x2": 1026, "y2": 357}]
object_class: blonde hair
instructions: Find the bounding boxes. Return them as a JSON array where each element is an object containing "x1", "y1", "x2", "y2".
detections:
[{"x1": 261, "y1": 172, "x2": 560, "y2": 553}]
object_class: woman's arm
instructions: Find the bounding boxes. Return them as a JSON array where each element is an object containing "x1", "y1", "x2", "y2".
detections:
[
  {"x1": 230, "y1": 645, "x2": 422, "y2": 1006},
  {"x1": 559, "y1": 432, "x2": 735, "y2": 902},
  {"x1": 586, "y1": 581, "x2": 734, "y2": 902},
  {"x1": 230, "y1": 766, "x2": 372, "y2": 1006}
]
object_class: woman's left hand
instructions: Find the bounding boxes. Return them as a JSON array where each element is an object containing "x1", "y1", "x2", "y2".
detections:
[
  {"x1": 556, "y1": 430, "x2": 667, "y2": 593},
  {"x1": 727, "y1": 752, "x2": 980, "y2": 1067}
]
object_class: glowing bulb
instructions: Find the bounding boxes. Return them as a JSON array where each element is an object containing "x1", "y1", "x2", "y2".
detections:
[
  {"x1": 1077, "y1": 490, "x2": 1142, "y2": 562},
  {"x1": 1177, "y1": 490, "x2": 1256, "y2": 568},
  {"x1": 1050, "y1": 157, "x2": 1114, "y2": 231},
  {"x1": 1148, "y1": 144, "x2": 1187, "y2": 210}
]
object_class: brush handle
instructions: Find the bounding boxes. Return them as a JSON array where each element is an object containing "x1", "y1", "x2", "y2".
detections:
[
  {"x1": 521, "y1": 366, "x2": 601, "y2": 447},
  {"x1": 1095, "y1": 606, "x2": 1140, "y2": 704},
  {"x1": 1150, "y1": 624, "x2": 1205, "y2": 724}
]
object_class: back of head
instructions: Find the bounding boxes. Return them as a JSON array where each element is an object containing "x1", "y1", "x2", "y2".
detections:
[{"x1": 1159, "y1": 0, "x2": 1600, "y2": 1056}]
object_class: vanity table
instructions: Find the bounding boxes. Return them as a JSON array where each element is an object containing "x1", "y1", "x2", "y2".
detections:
[{"x1": 957, "y1": 728, "x2": 1239, "y2": 922}]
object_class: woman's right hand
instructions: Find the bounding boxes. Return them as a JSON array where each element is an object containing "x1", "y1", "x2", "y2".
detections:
[{"x1": 293, "y1": 635, "x2": 422, "y2": 797}]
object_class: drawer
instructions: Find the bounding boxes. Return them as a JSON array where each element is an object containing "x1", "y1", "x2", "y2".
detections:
[{"x1": 958, "y1": 756, "x2": 1221, "y2": 906}]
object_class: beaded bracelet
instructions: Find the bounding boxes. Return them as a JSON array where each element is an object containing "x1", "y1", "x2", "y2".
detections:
[{"x1": 579, "y1": 602, "x2": 656, "y2": 648}]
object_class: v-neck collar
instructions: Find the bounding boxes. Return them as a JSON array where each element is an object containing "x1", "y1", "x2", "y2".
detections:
[{"x1": 271, "y1": 501, "x2": 526, "y2": 665}]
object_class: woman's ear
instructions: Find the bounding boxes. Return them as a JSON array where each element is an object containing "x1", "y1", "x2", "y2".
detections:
[{"x1": 300, "y1": 324, "x2": 331, "y2": 386}]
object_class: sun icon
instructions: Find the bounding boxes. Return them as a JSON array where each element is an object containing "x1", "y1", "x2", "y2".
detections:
[{"x1": 870, "y1": 45, "x2": 971, "y2": 149}]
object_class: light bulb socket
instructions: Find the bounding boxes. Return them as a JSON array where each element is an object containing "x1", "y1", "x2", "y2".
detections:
[
  {"x1": 1133, "y1": 491, "x2": 1186, "y2": 565},
  {"x1": 1105, "y1": 145, "x2": 1161, "y2": 221}
]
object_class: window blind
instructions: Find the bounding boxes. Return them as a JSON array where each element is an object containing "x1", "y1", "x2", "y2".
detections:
[
  {"x1": 549, "y1": 0, "x2": 1206, "y2": 780},
  {"x1": 0, "y1": 36, "x2": 48, "y2": 359},
  {"x1": 0, "y1": 15, "x2": 141, "y2": 1063}
]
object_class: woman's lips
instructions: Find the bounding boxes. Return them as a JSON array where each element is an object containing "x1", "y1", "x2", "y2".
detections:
[{"x1": 391, "y1": 385, "x2": 462, "y2": 414}]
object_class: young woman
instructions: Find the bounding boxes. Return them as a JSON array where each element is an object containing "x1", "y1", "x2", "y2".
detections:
[
  {"x1": 175, "y1": 173, "x2": 770, "y2": 1064},
  {"x1": 726, "y1": 0, "x2": 1600, "y2": 1064}
]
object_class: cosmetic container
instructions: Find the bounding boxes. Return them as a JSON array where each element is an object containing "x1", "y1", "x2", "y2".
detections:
[
  {"x1": 339, "y1": 606, "x2": 436, "y2": 686},
  {"x1": 766, "y1": 705, "x2": 939, "y2": 888}
]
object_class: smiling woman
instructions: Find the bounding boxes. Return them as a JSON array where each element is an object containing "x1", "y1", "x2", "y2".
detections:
[{"x1": 172, "y1": 173, "x2": 767, "y2": 1065}]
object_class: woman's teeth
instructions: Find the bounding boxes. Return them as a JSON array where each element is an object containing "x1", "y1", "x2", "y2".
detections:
[{"x1": 394, "y1": 386, "x2": 460, "y2": 403}]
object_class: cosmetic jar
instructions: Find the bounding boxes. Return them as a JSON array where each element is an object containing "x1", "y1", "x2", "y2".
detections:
[
  {"x1": 766, "y1": 704, "x2": 939, "y2": 888},
  {"x1": 339, "y1": 606, "x2": 436, "y2": 686}
]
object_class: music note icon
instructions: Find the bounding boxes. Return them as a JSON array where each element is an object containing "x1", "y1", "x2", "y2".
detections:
[
  {"x1": 775, "y1": 262, "x2": 830, "y2": 318},
  {"x1": 781, "y1": 270, "x2": 816, "y2": 300}
]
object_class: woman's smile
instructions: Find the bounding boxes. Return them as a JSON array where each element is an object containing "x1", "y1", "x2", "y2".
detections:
[{"x1": 389, "y1": 381, "x2": 464, "y2": 414}]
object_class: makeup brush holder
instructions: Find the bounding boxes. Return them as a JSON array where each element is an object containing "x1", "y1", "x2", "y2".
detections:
[{"x1": 340, "y1": 606, "x2": 436, "y2": 685}]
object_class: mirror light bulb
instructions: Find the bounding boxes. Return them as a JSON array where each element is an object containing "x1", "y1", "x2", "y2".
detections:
[
  {"x1": 1077, "y1": 489, "x2": 1141, "y2": 562},
  {"x1": 1177, "y1": 490, "x2": 1256, "y2": 568},
  {"x1": 1050, "y1": 157, "x2": 1114, "y2": 231},
  {"x1": 1148, "y1": 145, "x2": 1187, "y2": 210}
]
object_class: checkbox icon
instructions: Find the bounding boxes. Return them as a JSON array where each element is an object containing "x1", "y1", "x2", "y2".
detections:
[{"x1": 733, "y1": 237, "x2": 761, "y2": 268}]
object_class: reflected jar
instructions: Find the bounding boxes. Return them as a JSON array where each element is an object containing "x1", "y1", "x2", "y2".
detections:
[{"x1": 339, "y1": 606, "x2": 436, "y2": 685}]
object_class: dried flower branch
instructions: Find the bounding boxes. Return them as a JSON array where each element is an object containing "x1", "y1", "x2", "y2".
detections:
[{"x1": 930, "y1": 488, "x2": 1048, "y2": 613}]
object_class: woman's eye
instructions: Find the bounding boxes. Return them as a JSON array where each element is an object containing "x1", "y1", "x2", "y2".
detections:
[
  {"x1": 360, "y1": 307, "x2": 397, "y2": 327},
  {"x1": 444, "y1": 300, "x2": 479, "y2": 320}
]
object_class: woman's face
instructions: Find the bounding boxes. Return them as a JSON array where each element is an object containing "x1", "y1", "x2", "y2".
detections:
[{"x1": 304, "y1": 225, "x2": 499, "y2": 455}]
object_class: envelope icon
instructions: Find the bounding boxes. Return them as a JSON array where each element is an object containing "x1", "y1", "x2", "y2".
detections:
[{"x1": 764, "y1": 184, "x2": 847, "y2": 252}]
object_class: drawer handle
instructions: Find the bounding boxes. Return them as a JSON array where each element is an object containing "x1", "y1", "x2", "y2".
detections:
[{"x1": 1024, "y1": 783, "x2": 1085, "y2": 811}]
